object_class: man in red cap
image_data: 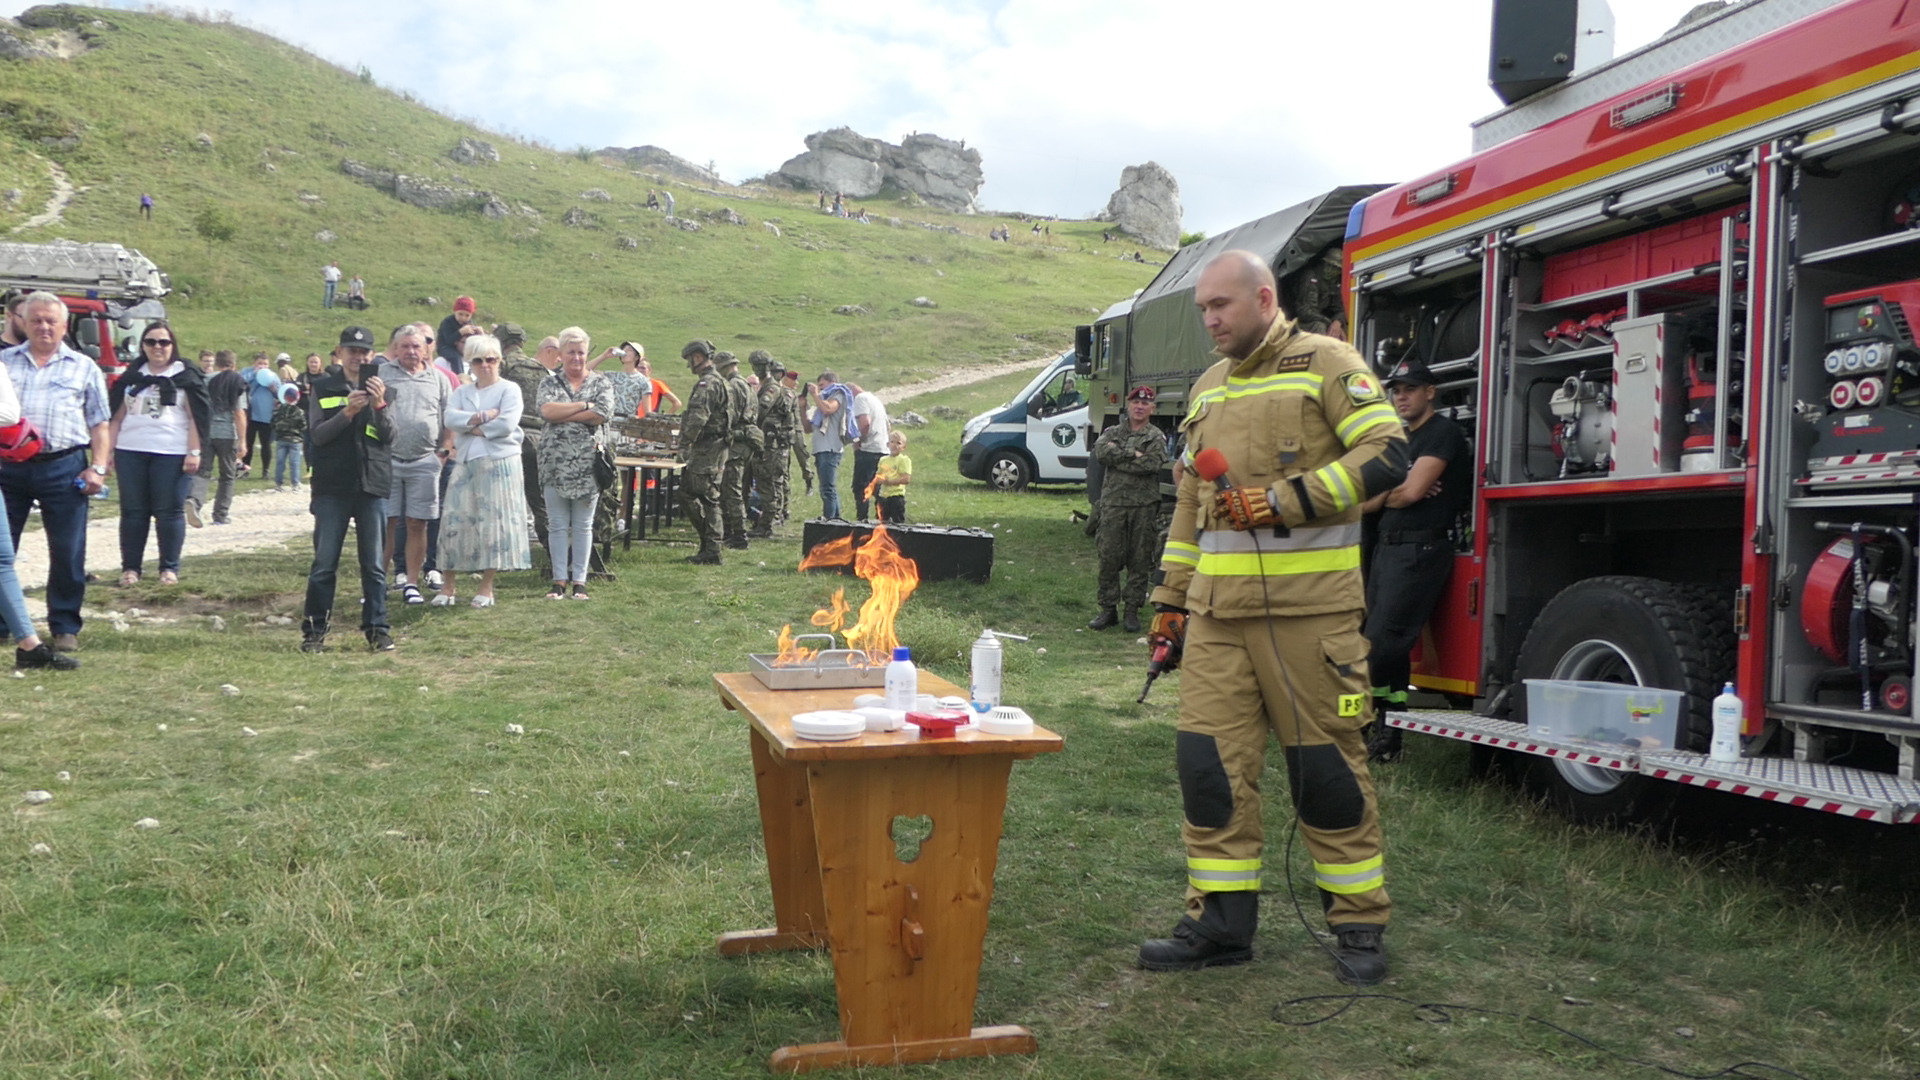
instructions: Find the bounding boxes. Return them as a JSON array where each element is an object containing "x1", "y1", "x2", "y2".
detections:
[
  {"x1": 437, "y1": 296, "x2": 479, "y2": 377},
  {"x1": 1088, "y1": 384, "x2": 1168, "y2": 632}
]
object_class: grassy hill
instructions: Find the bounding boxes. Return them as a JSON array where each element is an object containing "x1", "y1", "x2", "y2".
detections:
[{"x1": 0, "y1": 5, "x2": 1155, "y2": 381}]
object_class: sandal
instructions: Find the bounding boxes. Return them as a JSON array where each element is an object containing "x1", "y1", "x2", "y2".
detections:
[
  {"x1": 429, "y1": 593, "x2": 457, "y2": 607},
  {"x1": 402, "y1": 584, "x2": 425, "y2": 605},
  {"x1": 571, "y1": 584, "x2": 591, "y2": 601},
  {"x1": 471, "y1": 594, "x2": 496, "y2": 609},
  {"x1": 159, "y1": 570, "x2": 178, "y2": 586},
  {"x1": 546, "y1": 585, "x2": 566, "y2": 600},
  {"x1": 119, "y1": 570, "x2": 140, "y2": 587}
]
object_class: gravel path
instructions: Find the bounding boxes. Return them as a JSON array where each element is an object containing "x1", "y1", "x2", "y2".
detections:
[{"x1": 6, "y1": 355, "x2": 1053, "y2": 618}]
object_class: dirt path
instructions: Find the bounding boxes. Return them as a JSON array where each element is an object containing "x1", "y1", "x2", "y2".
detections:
[
  {"x1": 7, "y1": 356, "x2": 1053, "y2": 620},
  {"x1": 11, "y1": 158, "x2": 74, "y2": 234}
]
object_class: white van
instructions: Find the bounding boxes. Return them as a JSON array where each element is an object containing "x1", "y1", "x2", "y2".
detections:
[{"x1": 956, "y1": 352, "x2": 1089, "y2": 491}]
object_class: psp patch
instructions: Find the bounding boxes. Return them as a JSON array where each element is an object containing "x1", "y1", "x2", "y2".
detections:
[
  {"x1": 1341, "y1": 371, "x2": 1384, "y2": 406},
  {"x1": 1338, "y1": 693, "x2": 1366, "y2": 718}
]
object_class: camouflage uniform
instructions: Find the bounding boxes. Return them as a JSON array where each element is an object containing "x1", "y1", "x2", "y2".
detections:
[
  {"x1": 716, "y1": 354, "x2": 756, "y2": 546},
  {"x1": 750, "y1": 355, "x2": 797, "y2": 537},
  {"x1": 1093, "y1": 421, "x2": 1169, "y2": 617},
  {"x1": 1288, "y1": 248, "x2": 1347, "y2": 337},
  {"x1": 679, "y1": 342, "x2": 732, "y2": 562},
  {"x1": 495, "y1": 326, "x2": 551, "y2": 572}
]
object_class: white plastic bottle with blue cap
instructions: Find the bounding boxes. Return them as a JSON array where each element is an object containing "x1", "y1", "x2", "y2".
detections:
[
  {"x1": 884, "y1": 647, "x2": 917, "y2": 712},
  {"x1": 1710, "y1": 682, "x2": 1742, "y2": 762}
]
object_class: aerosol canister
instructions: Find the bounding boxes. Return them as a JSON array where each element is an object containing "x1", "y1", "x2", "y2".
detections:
[
  {"x1": 1710, "y1": 682, "x2": 1743, "y2": 762},
  {"x1": 969, "y1": 629, "x2": 1029, "y2": 706}
]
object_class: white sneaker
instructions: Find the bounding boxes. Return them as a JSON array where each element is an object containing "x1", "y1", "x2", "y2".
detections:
[
  {"x1": 391, "y1": 573, "x2": 409, "y2": 591},
  {"x1": 424, "y1": 569, "x2": 444, "y2": 589}
]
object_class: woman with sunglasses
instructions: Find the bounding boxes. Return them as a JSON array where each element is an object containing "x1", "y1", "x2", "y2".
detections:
[
  {"x1": 105, "y1": 321, "x2": 210, "y2": 586},
  {"x1": 433, "y1": 334, "x2": 530, "y2": 607}
]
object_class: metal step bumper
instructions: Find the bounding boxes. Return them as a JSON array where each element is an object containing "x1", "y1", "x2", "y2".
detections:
[{"x1": 1386, "y1": 710, "x2": 1920, "y2": 824}]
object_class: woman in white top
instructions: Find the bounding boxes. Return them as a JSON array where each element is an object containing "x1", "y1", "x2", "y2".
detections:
[
  {"x1": 105, "y1": 321, "x2": 208, "y2": 586},
  {"x1": 0, "y1": 362, "x2": 78, "y2": 669},
  {"x1": 433, "y1": 334, "x2": 530, "y2": 608}
]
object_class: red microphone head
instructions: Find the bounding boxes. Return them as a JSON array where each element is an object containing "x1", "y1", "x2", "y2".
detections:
[{"x1": 1194, "y1": 447, "x2": 1232, "y2": 483}]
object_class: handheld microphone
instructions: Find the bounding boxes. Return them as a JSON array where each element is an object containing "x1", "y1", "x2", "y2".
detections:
[{"x1": 1194, "y1": 447, "x2": 1236, "y2": 489}]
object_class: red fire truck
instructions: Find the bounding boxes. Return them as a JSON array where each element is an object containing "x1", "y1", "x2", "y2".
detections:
[
  {"x1": 1361, "y1": 0, "x2": 1920, "y2": 824},
  {"x1": 0, "y1": 241, "x2": 171, "y2": 382}
]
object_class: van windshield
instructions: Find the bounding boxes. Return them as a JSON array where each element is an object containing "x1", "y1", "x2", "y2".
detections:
[{"x1": 1011, "y1": 354, "x2": 1072, "y2": 405}]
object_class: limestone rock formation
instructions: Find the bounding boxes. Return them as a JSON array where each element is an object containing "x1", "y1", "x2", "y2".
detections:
[
  {"x1": 340, "y1": 159, "x2": 502, "y2": 215},
  {"x1": 596, "y1": 145, "x2": 721, "y2": 186},
  {"x1": 1100, "y1": 162, "x2": 1182, "y2": 251},
  {"x1": 449, "y1": 137, "x2": 499, "y2": 165},
  {"x1": 775, "y1": 128, "x2": 982, "y2": 214}
]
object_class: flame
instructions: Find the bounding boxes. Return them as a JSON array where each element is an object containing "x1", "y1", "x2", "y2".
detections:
[
  {"x1": 771, "y1": 624, "x2": 819, "y2": 666},
  {"x1": 781, "y1": 525, "x2": 921, "y2": 667}
]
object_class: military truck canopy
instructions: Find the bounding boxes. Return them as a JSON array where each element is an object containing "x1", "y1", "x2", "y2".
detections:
[{"x1": 1126, "y1": 185, "x2": 1387, "y2": 383}]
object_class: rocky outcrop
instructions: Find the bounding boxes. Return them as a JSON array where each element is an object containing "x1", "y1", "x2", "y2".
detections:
[
  {"x1": 1100, "y1": 162, "x2": 1182, "y2": 251},
  {"x1": 774, "y1": 128, "x2": 982, "y2": 214},
  {"x1": 597, "y1": 145, "x2": 721, "y2": 186},
  {"x1": 340, "y1": 159, "x2": 501, "y2": 215},
  {"x1": 449, "y1": 137, "x2": 499, "y2": 165}
]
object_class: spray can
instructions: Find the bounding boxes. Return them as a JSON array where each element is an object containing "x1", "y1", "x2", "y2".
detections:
[
  {"x1": 1710, "y1": 682, "x2": 1742, "y2": 762},
  {"x1": 885, "y1": 647, "x2": 918, "y2": 712},
  {"x1": 969, "y1": 629, "x2": 1030, "y2": 706}
]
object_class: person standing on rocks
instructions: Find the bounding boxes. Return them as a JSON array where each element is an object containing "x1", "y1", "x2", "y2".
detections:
[
  {"x1": 301, "y1": 325, "x2": 394, "y2": 653},
  {"x1": 322, "y1": 261, "x2": 342, "y2": 309}
]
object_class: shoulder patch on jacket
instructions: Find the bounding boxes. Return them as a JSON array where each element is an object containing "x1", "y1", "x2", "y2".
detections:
[
  {"x1": 1276, "y1": 352, "x2": 1314, "y2": 373},
  {"x1": 1341, "y1": 371, "x2": 1384, "y2": 406}
]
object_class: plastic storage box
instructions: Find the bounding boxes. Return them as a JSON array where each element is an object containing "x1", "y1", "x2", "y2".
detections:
[{"x1": 1523, "y1": 679, "x2": 1686, "y2": 750}]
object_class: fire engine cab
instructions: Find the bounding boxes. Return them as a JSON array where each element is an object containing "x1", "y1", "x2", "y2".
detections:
[{"x1": 1355, "y1": 0, "x2": 1920, "y2": 823}]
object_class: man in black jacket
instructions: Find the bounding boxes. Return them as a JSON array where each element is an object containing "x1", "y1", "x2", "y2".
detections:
[{"x1": 300, "y1": 326, "x2": 395, "y2": 653}]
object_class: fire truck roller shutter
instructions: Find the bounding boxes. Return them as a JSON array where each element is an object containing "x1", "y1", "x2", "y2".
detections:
[{"x1": 1511, "y1": 575, "x2": 1734, "y2": 826}]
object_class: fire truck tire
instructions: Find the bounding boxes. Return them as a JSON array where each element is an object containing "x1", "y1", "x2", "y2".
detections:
[
  {"x1": 1513, "y1": 575, "x2": 1734, "y2": 826},
  {"x1": 984, "y1": 450, "x2": 1032, "y2": 492}
]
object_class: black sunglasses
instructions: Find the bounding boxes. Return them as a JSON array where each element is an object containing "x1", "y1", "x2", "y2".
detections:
[{"x1": 142, "y1": 338, "x2": 174, "y2": 346}]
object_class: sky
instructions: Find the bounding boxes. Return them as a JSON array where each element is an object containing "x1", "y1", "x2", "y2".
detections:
[{"x1": 96, "y1": 0, "x2": 1712, "y2": 235}]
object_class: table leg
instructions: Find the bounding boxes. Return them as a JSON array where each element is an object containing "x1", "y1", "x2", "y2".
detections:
[
  {"x1": 766, "y1": 753, "x2": 1035, "y2": 1072},
  {"x1": 620, "y1": 466, "x2": 637, "y2": 551},
  {"x1": 717, "y1": 726, "x2": 827, "y2": 957}
]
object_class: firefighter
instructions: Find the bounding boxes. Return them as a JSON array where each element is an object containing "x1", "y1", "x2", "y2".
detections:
[
  {"x1": 1137, "y1": 249, "x2": 1408, "y2": 986},
  {"x1": 1360, "y1": 359, "x2": 1471, "y2": 763},
  {"x1": 678, "y1": 340, "x2": 731, "y2": 565}
]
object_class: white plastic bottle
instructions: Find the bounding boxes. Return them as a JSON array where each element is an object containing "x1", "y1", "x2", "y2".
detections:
[
  {"x1": 1710, "y1": 682, "x2": 1743, "y2": 762},
  {"x1": 885, "y1": 647, "x2": 918, "y2": 711},
  {"x1": 970, "y1": 631, "x2": 1003, "y2": 706}
]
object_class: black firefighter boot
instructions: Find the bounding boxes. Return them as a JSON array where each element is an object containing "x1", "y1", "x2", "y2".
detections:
[
  {"x1": 1331, "y1": 923, "x2": 1389, "y2": 987},
  {"x1": 1137, "y1": 892, "x2": 1257, "y2": 971},
  {"x1": 1088, "y1": 607, "x2": 1119, "y2": 631}
]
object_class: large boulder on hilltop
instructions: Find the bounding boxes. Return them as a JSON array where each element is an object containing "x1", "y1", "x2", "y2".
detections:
[
  {"x1": 597, "y1": 145, "x2": 721, "y2": 186},
  {"x1": 1101, "y1": 162, "x2": 1182, "y2": 251},
  {"x1": 775, "y1": 127, "x2": 982, "y2": 213}
]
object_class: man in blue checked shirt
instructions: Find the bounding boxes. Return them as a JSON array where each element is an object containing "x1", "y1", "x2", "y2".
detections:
[{"x1": 0, "y1": 291, "x2": 112, "y2": 653}]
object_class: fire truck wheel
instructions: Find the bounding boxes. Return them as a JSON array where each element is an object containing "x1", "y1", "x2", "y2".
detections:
[
  {"x1": 984, "y1": 450, "x2": 1032, "y2": 492},
  {"x1": 1513, "y1": 575, "x2": 1734, "y2": 827}
]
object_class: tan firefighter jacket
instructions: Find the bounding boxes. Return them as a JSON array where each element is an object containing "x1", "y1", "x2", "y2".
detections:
[{"x1": 1150, "y1": 313, "x2": 1407, "y2": 619}]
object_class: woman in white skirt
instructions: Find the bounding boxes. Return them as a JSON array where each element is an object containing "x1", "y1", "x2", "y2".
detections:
[{"x1": 433, "y1": 334, "x2": 530, "y2": 607}]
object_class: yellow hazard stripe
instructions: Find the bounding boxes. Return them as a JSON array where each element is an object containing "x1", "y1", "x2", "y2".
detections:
[
  {"x1": 1317, "y1": 463, "x2": 1357, "y2": 512},
  {"x1": 1315, "y1": 855, "x2": 1385, "y2": 894},
  {"x1": 1336, "y1": 403, "x2": 1399, "y2": 445},
  {"x1": 1162, "y1": 540, "x2": 1200, "y2": 567},
  {"x1": 1196, "y1": 546, "x2": 1360, "y2": 576},
  {"x1": 319, "y1": 396, "x2": 347, "y2": 409},
  {"x1": 1189, "y1": 857, "x2": 1261, "y2": 891},
  {"x1": 1185, "y1": 373, "x2": 1322, "y2": 423}
]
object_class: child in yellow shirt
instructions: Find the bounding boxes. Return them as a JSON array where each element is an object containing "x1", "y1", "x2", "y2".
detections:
[{"x1": 875, "y1": 430, "x2": 913, "y2": 524}]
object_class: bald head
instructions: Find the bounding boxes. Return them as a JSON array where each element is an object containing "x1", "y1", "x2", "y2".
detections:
[{"x1": 1195, "y1": 249, "x2": 1281, "y2": 360}]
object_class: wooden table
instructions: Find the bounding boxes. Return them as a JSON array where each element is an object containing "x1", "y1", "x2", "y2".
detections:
[
  {"x1": 613, "y1": 456, "x2": 684, "y2": 550},
  {"x1": 714, "y1": 671, "x2": 1063, "y2": 1073}
]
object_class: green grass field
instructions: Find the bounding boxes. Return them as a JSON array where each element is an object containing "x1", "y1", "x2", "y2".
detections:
[{"x1": 2, "y1": 367, "x2": 1917, "y2": 1079}]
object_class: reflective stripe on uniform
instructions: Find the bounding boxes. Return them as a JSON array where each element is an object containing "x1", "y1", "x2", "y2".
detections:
[
  {"x1": 1161, "y1": 539, "x2": 1200, "y2": 567},
  {"x1": 319, "y1": 396, "x2": 347, "y2": 409},
  {"x1": 1336, "y1": 403, "x2": 1399, "y2": 446},
  {"x1": 1198, "y1": 523, "x2": 1362, "y2": 554},
  {"x1": 1316, "y1": 463, "x2": 1358, "y2": 512},
  {"x1": 1189, "y1": 856, "x2": 1261, "y2": 892},
  {"x1": 1315, "y1": 855, "x2": 1385, "y2": 894},
  {"x1": 1196, "y1": 546, "x2": 1361, "y2": 577},
  {"x1": 1185, "y1": 373, "x2": 1322, "y2": 424}
]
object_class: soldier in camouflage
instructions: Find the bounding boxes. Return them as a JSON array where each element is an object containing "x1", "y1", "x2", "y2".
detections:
[
  {"x1": 749, "y1": 351, "x2": 796, "y2": 538},
  {"x1": 786, "y1": 368, "x2": 815, "y2": 510},
  {"x1": 715, "y1": 352, "x2": 757, "y2": 548},
  {"x1": 1090, "y1": 384, "x2": 1169, "y2": 633},
  {"x1": 1288, "y1": 247, "x2": 1348, "y2": 339},
  {"x1": 495, "y1": 322, "x2": 551, "y2": 574},
  {"x1": 679, "y1": 340, "x2": 732, "y2": 564}
]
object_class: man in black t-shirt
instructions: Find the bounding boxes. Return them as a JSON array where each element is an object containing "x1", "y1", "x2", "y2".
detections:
[{"x1": 1360, "y1": 360, "x2": 1471, "y2": 762}]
